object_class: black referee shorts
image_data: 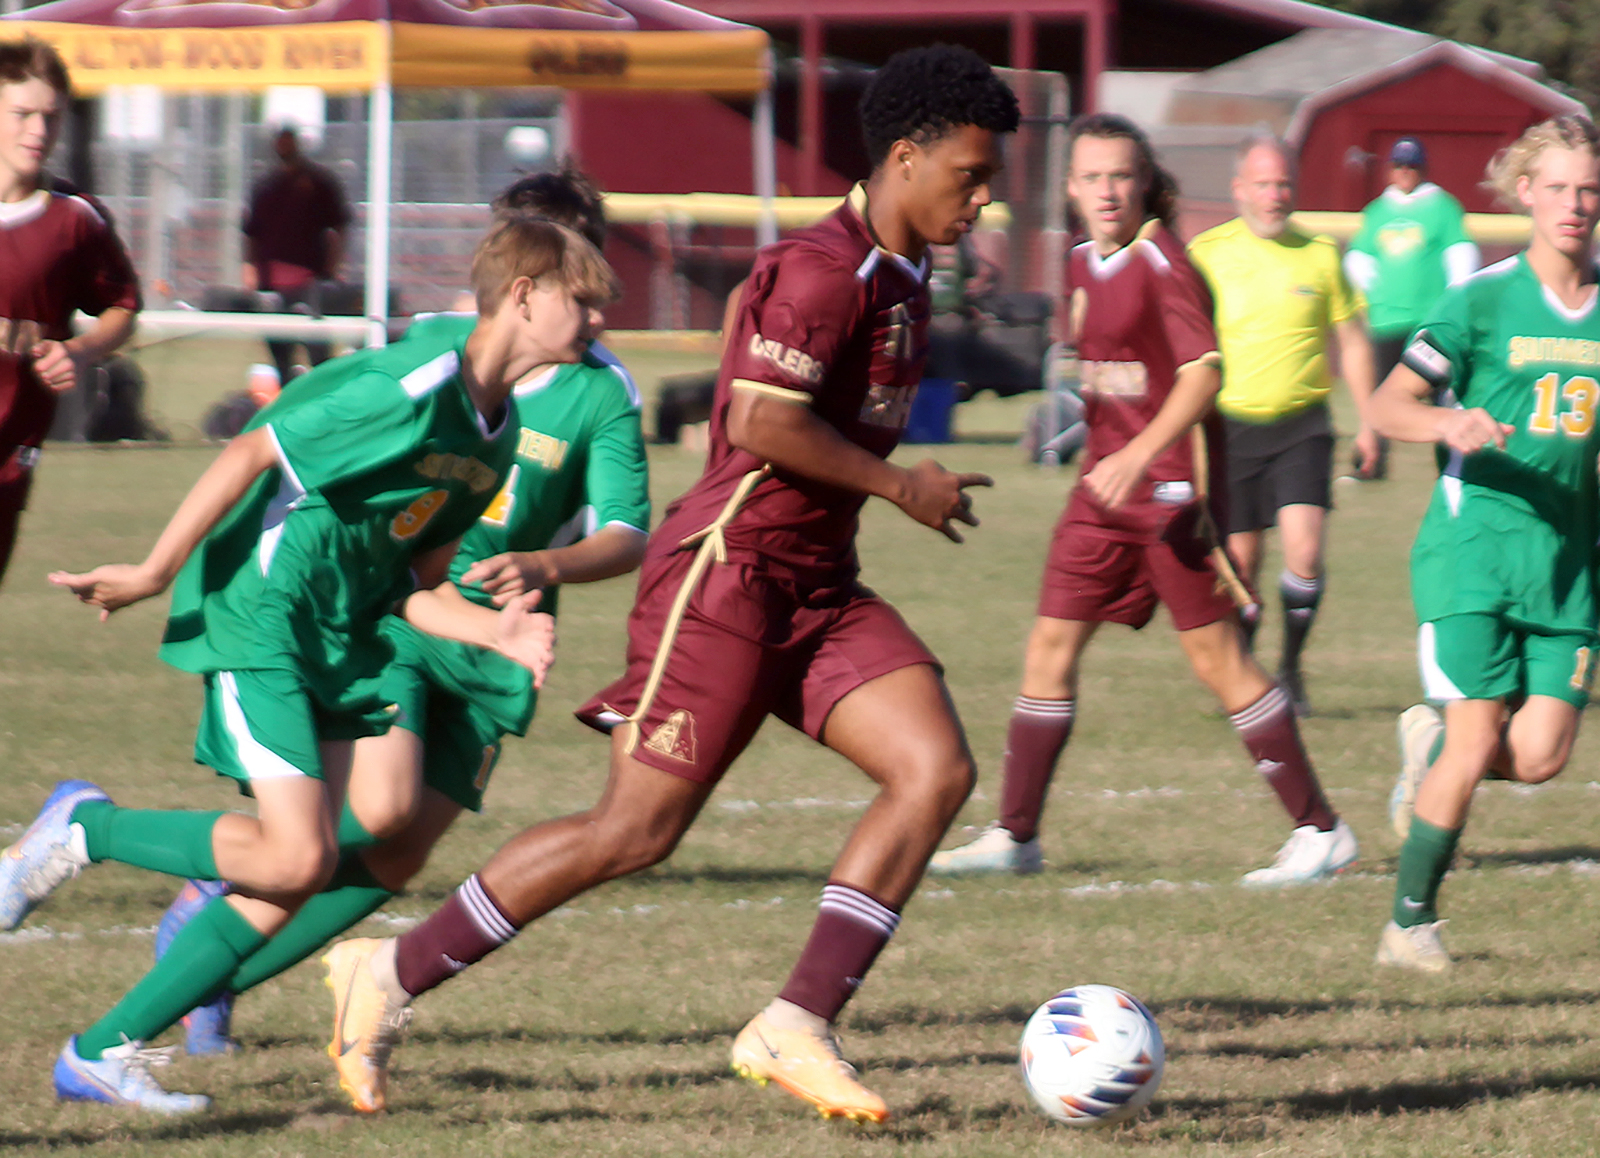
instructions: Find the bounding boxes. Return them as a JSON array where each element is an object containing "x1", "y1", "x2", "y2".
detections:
[{"x1": 1222, "y1": 404, "x2": 1334, "y2": 535}]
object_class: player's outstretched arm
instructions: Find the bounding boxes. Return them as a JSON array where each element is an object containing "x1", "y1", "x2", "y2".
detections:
[
  {"x1": 463, "y1": 524, "x2": 648, "y2": 605},
  {"x1": 1084, "y1": 361, "x2": 1221, "y2": 510},
  {"x1": 727, "y1": 390, "x2": 991, "y2": 542},
  {"x1": 1370, "y1": 363, "x2": 1511, "y2": 453},
  {"x1": 403, "y1": 543, "x2": 557, "y2": 684},
  {"x1": 49, "y1": 426, "x2": 279, "y2": 618}
]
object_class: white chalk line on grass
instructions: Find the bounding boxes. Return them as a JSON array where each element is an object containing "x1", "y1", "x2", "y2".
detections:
[
  {"x1": 715, "y1": 780, "x2": 1600, "y2": 817},
  {"x1": 5, "y1": 780, "x2": 1590, "y2": 839},
  {"x1": 9, "y1": 857, "x2": 1600, "y2": 948}
]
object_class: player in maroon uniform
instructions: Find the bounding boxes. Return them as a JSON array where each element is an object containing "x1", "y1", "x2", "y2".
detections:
[
  {"x1": 0, "y1": 38, "x2": 140, "y2": 589},
  {"x1": 931, "y1": 113, "x2": 1358, "y2": 886},
  {"x1": 319, "y1": 46, "x2": 1018, "y2": 1124}
]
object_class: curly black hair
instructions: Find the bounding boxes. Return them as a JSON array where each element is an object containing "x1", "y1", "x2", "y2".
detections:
[
  {"x1": 858, "y1": 45, "x2": 1020, "y2": 167},
  {"x1": 493, "y1": 160, "x2": 607, "y2": 249}
]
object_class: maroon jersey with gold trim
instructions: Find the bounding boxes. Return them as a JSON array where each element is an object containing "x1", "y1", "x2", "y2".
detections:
[
  {"x1": 0, "y1": 188, "x2": 141, "y2": 452},
  {"x1": 1065, "y1": 222, "x2": 1222, "y2": 501},
  {"x1": 652, "y1": 185, "x2": 930, "y2": 584}
]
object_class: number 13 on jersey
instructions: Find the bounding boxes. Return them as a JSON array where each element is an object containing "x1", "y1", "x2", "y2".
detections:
[{"x1": 1529, "y1": 372, "x2": 1599, "y2": 437}]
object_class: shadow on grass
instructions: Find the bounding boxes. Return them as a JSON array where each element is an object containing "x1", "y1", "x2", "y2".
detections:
[
  {"x1": 438, "y1": 1062, "x2": 728, "y2": 1094},
  {"x1": 1175, "y1": 1029, "x2": 1592, "y2": 1061},
  {"x1": 638, "y1": 866, "x2": 831, "y2": 887},
  {"x1": 1466, "y1": 844, "x2": 1600, "y2": 868},
  {"x1": 2, "y1": 1109, "x2": 300, "y2": 1150},
  {"x1": 411, "y1": 1022, "x2": 741, "y2": 1049},
  {"x1": 1154, "y1": 1065, "x2": 1600, "y2": 1123},
  {"x1": 1152, "y1": 990, "x2": 1600, "y2": 1027}
]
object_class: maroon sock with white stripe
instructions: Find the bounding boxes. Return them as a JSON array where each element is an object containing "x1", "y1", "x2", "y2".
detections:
[
  {"x1": 1230, "y1": 685, "x2": 1336, "y2": 831},
  {"x1": 393, "y1": 874, "x2": 519, "y2": 999},
  {"x1": 998, "y1": 696, "x2": 1075, "y2": 843},
  {"x1": 777, "y1": 883, "x2": 901, "y2": 1022}
]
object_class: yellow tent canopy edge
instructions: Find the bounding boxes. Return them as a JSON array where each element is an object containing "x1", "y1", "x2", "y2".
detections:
[
  {"x1": 3, "y1": 21, "x2": 769, "y2": 96},
  {"x1": 390, "y1": 25, "x2": 769, "y2": 94}
]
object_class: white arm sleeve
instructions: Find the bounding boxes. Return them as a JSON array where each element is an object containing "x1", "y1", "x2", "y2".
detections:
[
  {"x1": 1344, "y1": 249, "x2": 1378, "y2": 294},
  {"x1": 1443, "y1": 242, "x2": 1480, "y2": 286}
]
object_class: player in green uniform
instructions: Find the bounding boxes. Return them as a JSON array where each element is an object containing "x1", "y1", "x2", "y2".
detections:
[
  {"x1": 0, "y1": 214, "x2": 618, "y2": 1113},
  {"x1": 1370, "y1": 115, "x2": 1600, "y2": 974},
  {"x1": 1344, "y1": 137, "x2": 1479, "y2": 479},
  {"x1": 150, "y1": 173, "x2": 651, "y2": 1069}
]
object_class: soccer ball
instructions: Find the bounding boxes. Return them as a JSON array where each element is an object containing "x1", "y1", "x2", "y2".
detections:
[{"x1": 1019, "y1": 984, "x2": 1164, "y2": 1126}]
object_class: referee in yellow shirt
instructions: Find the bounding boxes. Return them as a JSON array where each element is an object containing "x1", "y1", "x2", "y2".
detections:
[{"x1": 1188, "y1": 134, "x2": 1378, "y2": 715}]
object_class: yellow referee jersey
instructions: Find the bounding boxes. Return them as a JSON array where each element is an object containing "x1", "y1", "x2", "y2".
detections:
[{"x1": 1187, "y1": 218, "x2": 1363, "y2": 423}]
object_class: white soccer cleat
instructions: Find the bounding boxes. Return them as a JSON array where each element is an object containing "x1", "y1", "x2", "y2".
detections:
[
  {"x1": 0, "y1": 779, "x2": 107, "y2": 930},
  {"x1": 927, "y1": 822, "x2": 1043, "y2": 876},
  {"x1": 53, "y1": 1036, "x2": 211, "y2": 1115},
  {"x1": 1375, "y1": 919, "x2": 1452, "y2": 974},
  {"x1": 1391, "y1": 704, "x2": 1443, "y2": 842},
  {"x1": 1240, "y1": 819, "x2": 1358, "y2": 887}
]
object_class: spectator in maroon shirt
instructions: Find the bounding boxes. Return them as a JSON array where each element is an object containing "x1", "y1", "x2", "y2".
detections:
[{"x1": 241, "y1": 126, "x2": 350, "y2": 382}]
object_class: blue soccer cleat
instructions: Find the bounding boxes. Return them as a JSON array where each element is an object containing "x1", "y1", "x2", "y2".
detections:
[
  {"x1": 155, "y1": 879, "x2": 238, "y2": 1055},
  {"x1": 0, "y1": 779, "x2": 109, "y2": 930},
  {"x1": 53, "y1": 1035, "x2": 211, "y2": 1115}
]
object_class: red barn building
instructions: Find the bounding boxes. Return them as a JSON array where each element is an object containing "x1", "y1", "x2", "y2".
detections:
[
  {"x1": 569, "y1": 0, "x2": 1398, "y2": 200},
  {"x1": 1167, "y1": 27, "x2": 1584, "y2": 214}
]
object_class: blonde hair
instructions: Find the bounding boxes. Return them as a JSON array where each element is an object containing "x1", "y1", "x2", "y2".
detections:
[
  {"x1": 470, "y1": 212, "x2": 620, "y2": 315},
  {"x1": 1485, "y1": 115, "x2": 1600, "y2": 212}
]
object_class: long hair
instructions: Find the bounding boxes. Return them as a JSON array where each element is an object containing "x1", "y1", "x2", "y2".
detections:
[{"x1": 1064, "y1": 113, "x2": 1180, "y2": 232}]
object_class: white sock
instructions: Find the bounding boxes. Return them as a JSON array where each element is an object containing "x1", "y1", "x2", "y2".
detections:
[{"x1": 762, "y1": 997, "x2": 829, "y2": 1035}]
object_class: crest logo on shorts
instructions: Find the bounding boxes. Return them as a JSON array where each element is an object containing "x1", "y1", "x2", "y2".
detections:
[{"x1": 643, "y1": 709, "x2": 699, "y2": 764}]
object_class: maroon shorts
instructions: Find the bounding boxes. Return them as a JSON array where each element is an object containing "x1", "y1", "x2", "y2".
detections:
[
  {"x1": 576, "y1": 545, "x2": 939, "y2": 785},
  {"x1": 1037, "y1": 487, "x2": 1240, "y2": 632}
]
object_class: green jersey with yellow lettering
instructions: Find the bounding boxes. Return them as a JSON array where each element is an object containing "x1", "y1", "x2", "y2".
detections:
[
  {"x1": 1401, "y1": 253, "x2": 1600, "y2": 635},
  {"x1": 379, "y1": 318, "x2": 650, "y2": 809},
  {"x1": 160, "y1": 314, "x2": 517, "y2": 721}
]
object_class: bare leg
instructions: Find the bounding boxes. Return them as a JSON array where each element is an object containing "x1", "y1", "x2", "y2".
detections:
[
  {"x1": 474, "y1": 735, "x2": 714, "y2": 923},
  {"x1": 818, "y1": 663, "x2": 977, "y2": 905}
]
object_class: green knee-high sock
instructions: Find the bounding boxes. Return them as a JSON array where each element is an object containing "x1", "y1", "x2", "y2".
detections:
[
  {"x1": 226, "y1": 858, "x2": 396, "y2": 994},
  {"x1": 71, "y1": 801, "x2": 221, "y2": 879},
  {"x1": 77, "y1": 896, "x2": 265, "y2": 1059},
  {"x1": 1392, "y1": 817, "x2": 1461, "y2": 928},
  {"x1": 336, "y1": 799, "x2": 382, "y2": 852}
]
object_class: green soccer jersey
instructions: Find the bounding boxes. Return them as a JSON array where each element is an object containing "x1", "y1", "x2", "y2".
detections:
[
  {"x1": 379, "y1": 316, "x2": 651, "y2": 746},
  {"x1": 448, "y1": 324, "x2": 651, "y2": 617},
  {"x1": 159, "y1": 314, "x2": 517, "y2": 710},
  {"x1": 1350, "y1": 183, "x2": 1472, "y2": 338},
  {"x1": 1403, "y1": 254, "x2": 1600, "y2": 634}
]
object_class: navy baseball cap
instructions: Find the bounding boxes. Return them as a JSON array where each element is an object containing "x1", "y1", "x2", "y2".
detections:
[{"x1": 1390, "y1": 137, "x2": 1427, "y2": 168}]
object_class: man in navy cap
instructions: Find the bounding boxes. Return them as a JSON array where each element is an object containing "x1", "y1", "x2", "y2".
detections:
[{"x1": 1344, "y1": 136, "x2": 1479, "y2": 479}]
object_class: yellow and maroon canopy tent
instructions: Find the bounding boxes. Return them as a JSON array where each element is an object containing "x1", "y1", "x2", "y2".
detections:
[{"x1": 4, "y1": 0, "x2": 774, "y2": 333}]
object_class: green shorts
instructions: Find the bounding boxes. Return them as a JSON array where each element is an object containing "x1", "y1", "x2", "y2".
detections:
[
  {"x1": 194, "y1": 669, "x2": 397, "y2": 787},
  {"x1": 380, "y1": 620, "x2": 537, "y2": 813},
  {"x1": 1418, "y1": 615, "x2": 1596, "y2": 709}
]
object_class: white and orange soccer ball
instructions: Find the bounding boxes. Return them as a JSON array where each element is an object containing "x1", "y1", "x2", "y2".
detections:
[{"x1": 1019, "y1": 984, "x2": 1164, "y2": 1126}]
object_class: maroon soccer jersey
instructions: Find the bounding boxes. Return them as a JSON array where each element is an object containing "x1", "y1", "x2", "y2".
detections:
[
  {"x1": 653, "y1": 184, "x2": 930, "y2": 583},
  {"x1": 0, "y1": 189, "x2": 141, "y2": 453},
  {"x1": 1065, "y1": 221, "x2": 1222, "y2": 498}
]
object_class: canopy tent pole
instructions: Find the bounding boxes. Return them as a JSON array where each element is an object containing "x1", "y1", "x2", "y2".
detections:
[
  {"x1": 364, "y1": 29, "x2": 393, "y2": 348},
  {"x1": 752, "y1": 50, "x2": 777, "y2": 250}
]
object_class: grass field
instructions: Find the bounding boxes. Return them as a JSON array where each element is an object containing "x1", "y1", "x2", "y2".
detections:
[{"x1": 4, "y1": 359, "x2": 1600, "y2": 1157}]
